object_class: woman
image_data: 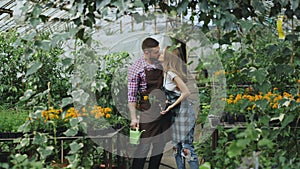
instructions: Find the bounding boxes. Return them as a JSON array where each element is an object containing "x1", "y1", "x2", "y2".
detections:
[{"x1": 160, "y1": 46, "x2": 200, "y2": 169}]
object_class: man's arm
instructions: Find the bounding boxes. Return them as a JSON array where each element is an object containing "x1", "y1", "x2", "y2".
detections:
[
  {"x1": 128, "y1": 102, "x2": 139, "y2": 129},
  {"x1": 127, "y1": 62, "x2": 140, "y2": 129}
]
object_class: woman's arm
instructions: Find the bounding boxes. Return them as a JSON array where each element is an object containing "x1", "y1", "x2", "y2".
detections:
[{"x1": 161, "y1": 76, "x2": 190, "y2": 114}]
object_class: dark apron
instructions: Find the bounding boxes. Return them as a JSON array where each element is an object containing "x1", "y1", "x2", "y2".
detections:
[{"x1": 139, "y1": 68, "x2": 173, "y2": 143}]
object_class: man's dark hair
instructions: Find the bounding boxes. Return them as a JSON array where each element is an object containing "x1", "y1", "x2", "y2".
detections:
[{"x1": 142, "y1": 37, "x2": 159, "y2": 50}]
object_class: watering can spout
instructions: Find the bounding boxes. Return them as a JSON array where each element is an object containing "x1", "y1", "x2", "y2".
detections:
[{"x1": 138, "y1": 129, "x2": 145, "y2": 136}]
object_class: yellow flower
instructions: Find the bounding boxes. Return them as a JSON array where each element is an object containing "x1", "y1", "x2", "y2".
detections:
[
  {"x1": 248, "y1": 95, "x2": 255, "y2": 102},
  {"x1": 49, "y1": 114, "x2": 55, "y2": 120},
  {"x1": 283, "y1": 92, "x2": 292, "y2": 98},
  {"x1": 42, "y1": 110, "x2": 47, "y2": 117},
  {"x1": 95, "y1": 113, "x2": 101, "y2": 119},
  {"x1": 272, "y1": 103, "x2": 278, "y2": 109},
  {"x1": 233, "y1": 94, "x2": 242, "y2": 104},
  {"x1": 104, "y1": 107, "x2": 112, "y2": 113},
  {"x1": 227, "y1": 99, "x2": 233, "y2": 104},
  {"x1": 214, "y1": 70, "x2": 225, "y2": 76},
  {"x1": 144, "y1": 96, "x2": 148, "y2": 100},
  {"x1": 255, "y1": 94, "x2": 262, "y2": 101},
  {"x1": 105, "y1": 114, "x2": 111, "y2": 118}
]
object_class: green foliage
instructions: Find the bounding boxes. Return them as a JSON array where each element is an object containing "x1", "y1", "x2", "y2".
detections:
[
  {"x1": 0, "y1": 107, "x2": 28, "y2": 132},
  {"x1": 0, "y1": 31, "x2": 25, "y2": 105},
  {"x1": 0, "y1": 30, "x2": 70, "y2": 108},
  {"x1": 1, "y1": 0, "x2": 300, "y2": 168}
]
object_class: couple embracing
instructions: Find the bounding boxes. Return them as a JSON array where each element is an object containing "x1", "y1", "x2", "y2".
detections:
[{"x1": 128, "y1": 37, "x2": 199, "y2": 169}]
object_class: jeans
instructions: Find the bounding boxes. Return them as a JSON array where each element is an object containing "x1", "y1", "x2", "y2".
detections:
[
  {"x1": 132, "y1": 142, "x2": 165, "y2": 169},
  {"x1": 173, "y1": 127, "x2": 199, "y2": 169}
]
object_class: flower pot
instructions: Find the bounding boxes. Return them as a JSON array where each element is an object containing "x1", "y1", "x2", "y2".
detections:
[
  {"x1": 208, "y1": 115, "x2": 220, "y2": 128},
  {"x1": 236, "y1": 114, "x2": 246, "y2": 122},
  {"x1": 0, "y1": 132, "x2": 23, "y2": 138},
  {"x1": 289, "y1": 118, "x2": 300, "y2": 128},
  {"x1": 51, "y1": 159, "x2": 69, "y2": 168},
  {"x1": 0, "y1": 152, "x2": 10, "y2": 163},
  {"x1": 226, "y1": 113, "x2": 235, "y2": 124}
]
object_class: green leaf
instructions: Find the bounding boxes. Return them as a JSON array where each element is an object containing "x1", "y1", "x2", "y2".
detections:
[
  {"x1": 258, "y1": 138, "x2": 274, "y2": 148},
  {"x1": 71, "y1": 90, "x2": 89, "y2": 105},
  {"x1": 177, "y1": 0, "x2": 189, "y2": 14},
  {"x1": 281, "y1": 114, "x2": 296, "y2": 128},
  {"x1": 132, "y1": 13, "x2": 146, "y2": 23},
  {"x1": 79, "y1": 121, "x2": 87, "y2": 133},
  {"x1": 19, "y1": 89, "x2": 35, "y2": 101},
  {"x1": 63, "y1": 126, "x2": 79, "y2": 136},
  {"x1": 200, "y1": 162, "x2": 211, "y2": 169},
  {"x1": 16, "y1": 138, "x2": 30, "y2": 149},
  {"x1": 249, "y1": 68, "x2": 267, "y2": 85},
  {"x1": 270, "y1": 113, "x2": 285, "y2": 122},
  {"x1": 76, "y1": 28, "x2": 85, "y2": 40},
  {"x1": 40, "y1": 14, "x2": 48, "y2": 22},
  {"x1": 61, "y1": 97, "x2": 73, "y2": 108},
  {"x1": 32, "y1": 133, "x2": 48, "y2": 145},
  {"x1": 227, "y1": 141, "x2": 243, "y2": 158},
  {"x1": 255, "y1": 99, "x2": 269, "y2": 111},
  {"x1": 52, "y1": 33, "x2": 69, "y2": 47},
  {"x1": 32, "y1": 5, "x2": 42, "y2": 17},
  {"x1": 22, "y1": 31, "x2": 37, "y2": 41},
  {"x1": 17, "y1": 122, "x2": 31, "y2": 133},
  {"x1": 62, "y1": 57, "x2": 73, "y2": 66},
  {"x1": 236, "y1": 138, "x2": 251, "y2": 147},
  {"x1": 14, "y1": 154, "x2": 28, "y2": 163},
  {"x1": 35, "y1": 40, "x2": 51, "y2": 51},
  {"x1": 83, "y1": 63, "x2": 98, "y2": 77},
  {"x1": 134, "y1": 0, "x2": 145, "y2": 8},
  {"x1": 289, "y1": 101, "x2": 300, "y2": 111},
  {"x1": 282, "y1": 47, "x2": 292, "y2": 57},
  {"x1": 279, "y1": 0, "x2": 289, "y2": 6},
  {"x1": 251, "y1": 0, "x2": 266, "y2": 14},
  {"x1": 238, "y1": 19, "x2": 254, "y2": 33},
  {"x1": 69, "y1": 142, "x2": 84, "y2": 154},
  {"x1": 84, "y1": 18, "x2": 93, "y2": 28},
  {"x1": 70, "y1": 118, "x2": 80, "y2": 127},
  {"x1": 253, "y1": 81, "x2": 272, "y2": 94},
  {"x1": 199, "y1": 0, "x2": 208, "y2": 12},
  {"x1": 291, "y1": 0, "x2": 300, "y2": 11},
  {"x1": 280, "y1": 99, "x2": 291, "y2": 108},
  {"x1": 25, "y1": 62, "x2": 43, "y2": 77},
  {"x1": 96, "y1": 0, "x2": 110, "y2": 10},
  {"x1": 37, "y1": 146, "x2": 54, "y2": 159},
  {"x1": 29, "y1": 17, "x2": 41, "y2": 27},
  {"x1": 112, "y1": 0, "x2": 125, "y2": 11}
]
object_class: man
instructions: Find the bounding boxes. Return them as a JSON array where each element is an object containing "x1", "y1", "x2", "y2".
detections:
[{"x1": 128, "y1": 37, "x2": 172, "y2": 169}]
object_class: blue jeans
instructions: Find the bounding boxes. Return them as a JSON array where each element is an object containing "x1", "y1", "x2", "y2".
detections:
[{"x1": 173, "y1": 127, "x2": 199, "y2": 169}]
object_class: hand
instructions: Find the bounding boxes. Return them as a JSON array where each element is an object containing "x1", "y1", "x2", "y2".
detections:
[
  {"x1": 130, "y1": 118, "x2": 139, "y2": 129},
  {"x1": 183, "y1": 148, "x2": 189, "y2": 156},
  {"x1": 160, "y1": 106, "x2": 172, "y2": 115}
]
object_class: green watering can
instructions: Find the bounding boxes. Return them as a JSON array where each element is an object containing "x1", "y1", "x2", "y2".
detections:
[{"x1": 130, "y1": 128, "x2": 145, "y2": 144}]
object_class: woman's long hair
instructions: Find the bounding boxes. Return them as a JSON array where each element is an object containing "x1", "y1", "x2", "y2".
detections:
[{"x1": 163, "y1": 46, "x2": 187, "y2": 82}]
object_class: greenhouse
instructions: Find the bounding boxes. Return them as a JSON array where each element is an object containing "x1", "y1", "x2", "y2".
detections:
[{"x1": 0, "y1": 0, "x2": 299, "y2": 169}]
